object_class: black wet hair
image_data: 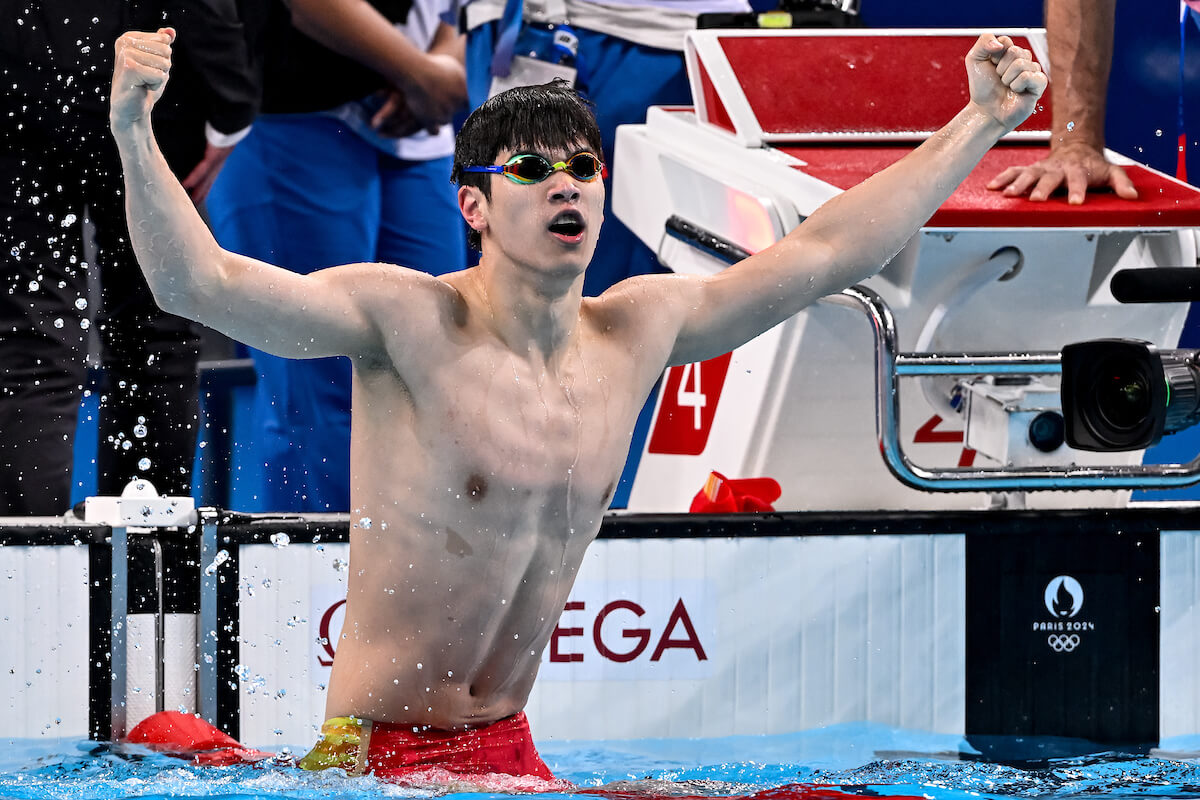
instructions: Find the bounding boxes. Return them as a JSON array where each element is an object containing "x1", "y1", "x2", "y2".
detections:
[{"x1": 452, "y1": 80, "x2": 604, "y2": 252}]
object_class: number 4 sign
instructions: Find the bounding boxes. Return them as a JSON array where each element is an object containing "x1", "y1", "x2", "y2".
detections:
[{"x1": 647, "y1": 352, "x2": 734, "y2": 456}]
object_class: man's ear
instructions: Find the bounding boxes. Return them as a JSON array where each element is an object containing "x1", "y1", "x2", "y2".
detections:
[{"x1": 458, "y1": 185, "x2": 487, "y2": 236}]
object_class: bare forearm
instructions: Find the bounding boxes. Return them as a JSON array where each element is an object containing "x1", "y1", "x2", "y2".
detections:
[
  {"x1": 112, "y1": 119, "x2": 226, "y2": 318},
  {"x1": 801, "y1": 104, "x2": 1007, "y2": 286},
  {"x1": 1047, "y1": 0, "x2": 1114, "y2": 149},
  {"x1": 429, "y1": 21, "x2": 465, "y2": 62}
]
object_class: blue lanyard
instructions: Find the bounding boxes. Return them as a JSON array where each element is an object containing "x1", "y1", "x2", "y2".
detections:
[{"x1": 491, "y1": 0, "x2": 525, "y2": 77}]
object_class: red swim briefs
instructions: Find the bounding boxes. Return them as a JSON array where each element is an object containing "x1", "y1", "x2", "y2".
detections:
[{"x1": 298, "y1": 711, "x2": 569, "y2": 789}]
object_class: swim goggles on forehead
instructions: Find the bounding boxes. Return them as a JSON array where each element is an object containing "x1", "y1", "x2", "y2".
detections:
[{"x1": 461, "y1": 152, "x2": 607, "y2": 184}]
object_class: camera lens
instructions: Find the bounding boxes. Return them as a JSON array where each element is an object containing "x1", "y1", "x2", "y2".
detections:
[
  {"x1": 1093, "y1": 363, "x2": 1151, "y2": 433},
  {"x1": 1063, "y1": 339, "x2": 1175, "y2": 452},
  {"x1": 1028, "y1": 411, "x2": 1065, "y2": 452}
]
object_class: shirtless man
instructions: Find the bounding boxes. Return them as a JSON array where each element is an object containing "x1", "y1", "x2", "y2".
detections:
[{"x1": 109, "y1": 28, "x2": 1045, "y2": 782}]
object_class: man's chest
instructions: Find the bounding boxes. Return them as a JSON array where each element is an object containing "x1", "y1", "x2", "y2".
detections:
[{"x1": 417, "y1": 348, "x2": 635, "y2": 497}]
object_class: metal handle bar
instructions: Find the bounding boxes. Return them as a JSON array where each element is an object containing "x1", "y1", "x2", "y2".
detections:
[
  {"x1": 828, "y1": 285, "x2": 1200, "y2": 491},
  {"x1": 662, "y1": 214, "x2": 1200, "y2": 491}
]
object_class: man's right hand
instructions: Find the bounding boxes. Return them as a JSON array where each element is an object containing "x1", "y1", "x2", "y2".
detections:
[
  {"x1": 110, "y1": 28, "x2": 175, "y2": 131},
  {"x1": 987, "y1": 141, "x2": 1138, "y2": 204},
  {"x1": 401, "y1": 53, "x2": 467, "y2": 131}
]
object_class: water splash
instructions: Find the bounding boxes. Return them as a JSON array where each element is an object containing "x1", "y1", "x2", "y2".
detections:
[
  {"x1": 203, "y1": 549, "x2": 229, "y2": 576},
  {"x1": 4, "y1": 727, "x2": 1198, "y2": 800}
]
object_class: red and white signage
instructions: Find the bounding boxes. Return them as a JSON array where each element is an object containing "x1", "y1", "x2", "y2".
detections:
[
  {"x1": 309, "y1": 579, "x2": 716, "y2": 682},
  {"x1": 540, "y1": 579, "x2": 715, "y2": 680},
  {"x1": 310, "y1": 585, "x2": 346, "y2": 674},
  {"x1": 647, "y1": 354, "x2": 733, "y2": 456}
]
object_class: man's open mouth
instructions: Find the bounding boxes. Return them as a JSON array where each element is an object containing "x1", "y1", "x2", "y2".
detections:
[{"x1": 548, "y1": 211, "x2": 586, "y2": 238}]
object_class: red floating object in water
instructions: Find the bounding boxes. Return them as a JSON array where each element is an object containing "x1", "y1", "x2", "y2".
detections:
[{"x1": 125, "y1": 711, "x2": 273, "y2": 766}]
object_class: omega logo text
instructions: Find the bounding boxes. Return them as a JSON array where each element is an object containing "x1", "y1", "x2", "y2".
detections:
[{"x1": 549, "y1": 598, "x2": 708, "y2": 664}]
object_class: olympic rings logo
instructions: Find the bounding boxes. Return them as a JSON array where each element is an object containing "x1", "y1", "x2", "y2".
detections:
[{"x1": 1047, "y1": 634, "x2": 1080, "y2": 652}]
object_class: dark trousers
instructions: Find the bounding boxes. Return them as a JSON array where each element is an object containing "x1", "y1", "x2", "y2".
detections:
[{"x1": 0, "y1": 78, "x2": 202, "y2": 514}]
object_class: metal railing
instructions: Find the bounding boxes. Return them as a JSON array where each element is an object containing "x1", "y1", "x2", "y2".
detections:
[
  {"x1": 664, "y1": 213, "x2": 1200, "y2": 492},
  {"x1": 829, "y1": 285, "x2": 1200, "y2": 491}
]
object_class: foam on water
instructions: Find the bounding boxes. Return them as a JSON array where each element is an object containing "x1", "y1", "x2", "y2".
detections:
[{"x1": 1, "y1": 724, "x2": 1198, "y2": 800}]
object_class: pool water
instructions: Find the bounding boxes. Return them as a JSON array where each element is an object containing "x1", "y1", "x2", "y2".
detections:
[{"x1": 2, "y1": 724, "x2": 1199, "y2": 800}]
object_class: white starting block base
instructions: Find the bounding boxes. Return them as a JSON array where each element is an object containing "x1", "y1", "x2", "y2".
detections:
[{"x1": 613, "y1": 30, "x2": 1200, "y2": 513}]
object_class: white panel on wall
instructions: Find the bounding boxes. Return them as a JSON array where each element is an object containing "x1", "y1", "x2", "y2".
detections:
[
  {"x1": 526, "y1": 534, "x2": 965, "y2": 741},
  {"x1": 235, "y1": 534, "x2": 965, "y2": 746},
  {"x1": 126, "y1": 613, "x2": 198, "y2": 731},
  {"x1": 236, "y1": 542, "x2": 349, "y2": 750},
  {"x1": 0, "y1": 546, "x2": 90, "y2": 738},
  {"x1": 1161, "y1": 530, "x2": 1200, "y2": 741}
]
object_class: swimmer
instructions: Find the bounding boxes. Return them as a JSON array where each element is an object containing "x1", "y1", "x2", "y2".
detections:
[{"x1": 108, "y1": 28, "x2": 1044, "y2": 783}]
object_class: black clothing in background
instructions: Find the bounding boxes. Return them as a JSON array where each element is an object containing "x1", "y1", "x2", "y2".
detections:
[
  {"x1": 0, "y1": 1, "x2": 260, "y2": 514},
  {"x1": 257, "y1": 0, "x2": 413, "y2": 114}
]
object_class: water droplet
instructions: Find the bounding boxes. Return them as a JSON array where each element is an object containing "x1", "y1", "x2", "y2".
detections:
[
  {"x1": 80, "y1": 319, "x2": 90, "y2": 330},
  {"x1": 121, "y1": 440, "x2": 132, "y2": 451},
  {"x1": 1066, "y1": 121, "x2": 1075, "y2": 132},
  {"x1": 137, "y1": 457, "x2": 151, "y2": 470},
  {"x1": 332, "y1": 558, "x2": 348, "y2": 572},
  {"x1": 358, "y1": 516, "x2": 372, "y2": 529},
  {"x1": 53, "y1": 318, "x2": 64, "y2": 329},
  {"x1": 75, "y1": 297, "x2": 87, "y2": 310},
  {"x1": 133, "y1": 423, "x2": 147, "y2": 438},
  {"x1": 27, "y1": 280, "x2": 39, "y2": 292},
  {"x1": 1156, "y1": 129, "x2": 1164, "y2": 137},
  {"x1": 270, "y1": 532, "x2": 290, "y2": 547},
  {"x1": 204, "y1": 550, "x2": 230, "y2": 576}
]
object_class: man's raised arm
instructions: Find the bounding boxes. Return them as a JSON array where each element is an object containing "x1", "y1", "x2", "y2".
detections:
[
  {"x1": 108, "y1": 28, "x2": 389, "y2": 360},
  {"x1": 649, "y1": 34, "x2": 1047, "y2": 367}
]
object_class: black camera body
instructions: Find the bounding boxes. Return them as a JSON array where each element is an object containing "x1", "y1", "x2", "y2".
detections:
[{"x1": 1062, "y1": 338, "x2": 1200, "y2": 452}]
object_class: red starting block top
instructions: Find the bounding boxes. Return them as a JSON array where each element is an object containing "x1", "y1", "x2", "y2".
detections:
[
  {"x1": 780, "y1": 145, "x2": 1200, "y2": 228},
  {"x1": 686, "y1": 29, "x2": 1051, "y2": 144},
  {"x1": 680, "y1": 29, "x2": 1200, "y2": 227}
]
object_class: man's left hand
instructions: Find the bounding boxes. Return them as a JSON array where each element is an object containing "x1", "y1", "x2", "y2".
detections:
[
  {"x1": 369, "y1": 88, "x2": 439, "y2": 139},
  {"x1": 986, "y1": 141, "x2": 1138, "y2": 204}
]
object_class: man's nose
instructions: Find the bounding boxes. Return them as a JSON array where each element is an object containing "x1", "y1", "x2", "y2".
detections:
[{"x1": 547, "y1": 172, "x2": 581, "y2": 202}]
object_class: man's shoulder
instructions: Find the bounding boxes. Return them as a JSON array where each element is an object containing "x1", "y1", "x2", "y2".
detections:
[
  {"x1": 329, "y1": 261, "x2": 461, "y2": 291},
  {"x1": 583, "y1": 272, "x2": 688, "y2": 335},
  {"x1": 328, "y1": 262, "x2": 469, "y2": 325}
]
